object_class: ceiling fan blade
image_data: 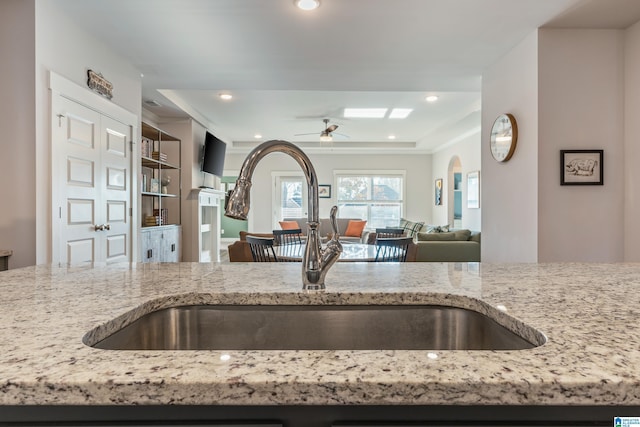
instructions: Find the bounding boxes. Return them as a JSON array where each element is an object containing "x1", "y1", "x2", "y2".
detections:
[
  {"x1": 326, "y1": 124, "x2": 338, "y2": 133},
  {"x1": 294, "y1": 132, "x2": 321, "y2": 136}
]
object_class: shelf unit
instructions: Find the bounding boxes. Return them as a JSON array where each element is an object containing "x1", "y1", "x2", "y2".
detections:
[
  {"x1": 140, "y1": 122, "x2": 181, "y2": 227},
  {"x1": 189, "y1": 188, "x2": 224, "y2": 262},
  {"x1": 140, "y1": 122, "x2": 182, "y2": 262}
]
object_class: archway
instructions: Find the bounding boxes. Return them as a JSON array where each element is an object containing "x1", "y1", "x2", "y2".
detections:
[{"x1": 447, "y1": 156, "x2": 462, "y2": 228}]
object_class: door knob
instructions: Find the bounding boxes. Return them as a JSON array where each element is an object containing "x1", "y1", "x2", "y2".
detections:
[{"x1": 94, "y1": 224, "x2": 110, "y2": 231}]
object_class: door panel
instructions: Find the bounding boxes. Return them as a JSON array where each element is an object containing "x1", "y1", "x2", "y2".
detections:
[
  {"x1": 67, "y1": 157, "x2": 95, "y2": 187},
  {"x1": 67, "y1": 199, "x2": 94, "y2": 225},
  {"x1": 106, "y1": 234, "x2": 127, "y2": 260},
  {"x1": 66, "y1": 238, "x2": 95, "y2": 265}
]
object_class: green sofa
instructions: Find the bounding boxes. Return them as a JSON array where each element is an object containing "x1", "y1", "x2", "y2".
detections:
[{"x1": 414, "y1": 229, "x2": 481, "y2": 262}]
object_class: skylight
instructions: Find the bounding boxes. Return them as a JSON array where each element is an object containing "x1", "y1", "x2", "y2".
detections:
[
  {"x1": 343, "y1": 108, "x2": 388, "y2": 118},
  {"x1": 389, "y1": 108, "x2": 413, "y2": 119}
]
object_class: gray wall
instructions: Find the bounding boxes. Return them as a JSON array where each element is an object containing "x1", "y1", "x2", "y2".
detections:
[{"x1": 0, "y1": 0, "x2": 36, "y2": 269}]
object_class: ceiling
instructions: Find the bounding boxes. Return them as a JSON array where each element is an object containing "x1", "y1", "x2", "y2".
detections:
[{"x1": 56, "y1": 0, "x2": 640, "y2": 153}]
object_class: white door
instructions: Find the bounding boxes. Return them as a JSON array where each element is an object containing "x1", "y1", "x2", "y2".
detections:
[
  {"x1": 273, "y1": 174, "x2": 308, "y2": 230},
  {"x1": 52, "y1": 95, "x2": 132, "y2": 265}
]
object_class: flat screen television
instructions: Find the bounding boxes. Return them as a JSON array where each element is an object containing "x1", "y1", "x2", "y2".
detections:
[{"x1": 201, "y1": 131, "x2": 226, "y2": 178}]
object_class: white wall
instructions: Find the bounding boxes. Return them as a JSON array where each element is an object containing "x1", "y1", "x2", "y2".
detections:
[
  {"x1": 538, "y1": 29, "x2": 625, "y2": 262},
  {"x1": 34, "y1": 1, "x2": 142, "y2": 264},
  {"x1": 430, "y1": 132, "x2": 481, "y2": 231},
  {"x1": 481, "y1": 31, "x2": 539, "y2": 262},
  {"x1": 0, "y1": 0, "x2": 36, "y2": 269},
  {"x1": 624, "y1": 21, "x2": 640, "y2": 261},
  {"x1": 224, "y1": 151, "x2": 432, "y2": 233}
]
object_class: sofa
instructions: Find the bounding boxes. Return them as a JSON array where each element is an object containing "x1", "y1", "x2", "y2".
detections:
[
  {"x1": 282, "y1": 217, "x2": 369, "y2": 243},
  {"x1": 414, "y1": 229, "x2": 481, "y2": 262},
  {"x1": 366, "y1": 219, "x2": 480, "y2": 262}
]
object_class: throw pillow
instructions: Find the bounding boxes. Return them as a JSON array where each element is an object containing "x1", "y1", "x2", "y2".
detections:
[
  {"x1": 402, "y1": 220, "x2": 425, "y2": 237},
  {"x1": 426, "y1": 224, "x2": 450, "y2": 233},
  {"x1": 398, "y1": 218, "x2": 409, "y2": 229},
  {"x1": 279, "y1": 220, "x2": 300, "y2": 230},
  {"x1": 344, "y1": 220, "x2": 367, "y2": 237}
]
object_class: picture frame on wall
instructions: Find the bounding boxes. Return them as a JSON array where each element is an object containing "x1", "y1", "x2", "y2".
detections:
[
  {"x1": 318, "y1": 184, "x2": 331, "y2": 198},
  {"x1": 467, "y1": 171, "x2": 480, "y2": 208},
  {"x1": 560, "y1": 149, "x2": 603, "y2": 186},
  {"x1": 435, "y1": 178, "x2": 443, "y2": 206}
]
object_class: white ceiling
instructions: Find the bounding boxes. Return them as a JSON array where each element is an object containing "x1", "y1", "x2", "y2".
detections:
[{"x1": 56, "y1": 0, "x2": 640, "y2": 153}]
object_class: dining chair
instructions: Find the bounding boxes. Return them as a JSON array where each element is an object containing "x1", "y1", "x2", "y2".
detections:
[
  {"x1": 375, "y1": 227, "x2": 405, "y2": 239},
  {"x1": 245, "y1": 236, "x2": 279, "y2": 262},
  {"x1": 374, "y1": 236, "x2": 414, "y2": 262},
  {"x1": 272, "y1": 228, "x2": 303, "y2": 246}
]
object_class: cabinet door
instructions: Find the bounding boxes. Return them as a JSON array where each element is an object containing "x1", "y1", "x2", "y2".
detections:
[
  {"x1": 140, "y1": 229, "x2": 160, "y2": 262},
  {"x1": 161, "y1": 227, "x2": 176, "y2": 262}
]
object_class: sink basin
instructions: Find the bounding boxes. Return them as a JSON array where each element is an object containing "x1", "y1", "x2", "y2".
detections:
[{"x1": 90, "y1": 305, "x2": 543, "y2": 350}]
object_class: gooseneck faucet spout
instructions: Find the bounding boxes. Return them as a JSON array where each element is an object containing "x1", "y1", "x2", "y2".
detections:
[{"x1": 224, "y1": 140, "x2": 342, "y2": 291}]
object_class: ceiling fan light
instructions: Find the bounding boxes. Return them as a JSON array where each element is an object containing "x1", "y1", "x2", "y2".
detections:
[
  {"x1": 295, "y1": 0, "x2": 320, "y2": 11},
  {"x1": 320, "y1": 133, "x2": 333, "y2": 142}
]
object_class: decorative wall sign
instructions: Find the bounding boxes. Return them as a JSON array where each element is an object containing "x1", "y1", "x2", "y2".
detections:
[
  {"x1": 435, "y1": 178, "x2": 443, "y2": 206},
  {"x1": 87, "y1": 69, "x2": 113, "y2": 99},
  {"x1": 560, "y1": 149, "x2": 603, "y2": 185}
]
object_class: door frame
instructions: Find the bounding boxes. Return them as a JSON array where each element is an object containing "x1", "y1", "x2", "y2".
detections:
[
  {"x1": 271, "y1": 171, "x2": 308, "y2": 230},
  {"x1": 49, "y1": 72, "x2": 138, "y2": 264}
]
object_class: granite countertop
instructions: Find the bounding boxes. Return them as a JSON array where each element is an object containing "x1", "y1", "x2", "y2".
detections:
[{"x1": 0, "y1": 261, "x2": 639, "y2": 406}]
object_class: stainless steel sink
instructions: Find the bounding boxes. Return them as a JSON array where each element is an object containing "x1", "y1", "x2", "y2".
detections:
[{"x1": 91, "y1": 305, "x2": 543, "y2": 350}]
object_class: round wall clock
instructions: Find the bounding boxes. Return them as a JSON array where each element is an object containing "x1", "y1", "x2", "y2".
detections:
[{"x1": 490, "y1": 113, "x2": 518, "y2": 162}]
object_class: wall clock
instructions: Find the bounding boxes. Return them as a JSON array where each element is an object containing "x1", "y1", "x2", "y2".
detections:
[{"x1": 490, "y1": 113, "x2": 518, "y2": 162}]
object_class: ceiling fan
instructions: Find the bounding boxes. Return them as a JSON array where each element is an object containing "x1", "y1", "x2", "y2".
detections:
[{"x1": 295, "y1": 118, "x2": 349, "y2": 142}]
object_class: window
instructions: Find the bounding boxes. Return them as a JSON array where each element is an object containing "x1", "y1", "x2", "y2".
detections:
[{"x1": 335, "y1": 171, "x2": 404, "y2": 229}]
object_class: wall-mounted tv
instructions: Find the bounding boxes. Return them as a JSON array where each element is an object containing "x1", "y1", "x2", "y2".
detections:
[{"x1": 201, "y1": 131, "x2": 226, "y2": 178}]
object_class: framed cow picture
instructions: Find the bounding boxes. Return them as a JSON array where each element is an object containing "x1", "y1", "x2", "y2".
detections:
[{"x1": 560, "y1": 150, "x2": 603, "y2": 186}]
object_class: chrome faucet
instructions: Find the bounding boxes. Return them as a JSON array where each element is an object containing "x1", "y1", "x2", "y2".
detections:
[{"x1": 225, "y1": 140, "x2": 342, "y2": 291}]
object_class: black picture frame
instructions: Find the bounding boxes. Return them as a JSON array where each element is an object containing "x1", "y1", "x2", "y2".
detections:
[
  {"x1": 318, "y1": 184, "x2": 331, "y2": 198},
  {"x1": 560, "y1": 150, "x2": 603, "y2": 186}
]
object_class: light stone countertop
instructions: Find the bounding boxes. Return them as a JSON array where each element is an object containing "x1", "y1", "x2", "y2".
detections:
[{"x1": 0, "y1": 261, "x2": 639, "y2": 406}]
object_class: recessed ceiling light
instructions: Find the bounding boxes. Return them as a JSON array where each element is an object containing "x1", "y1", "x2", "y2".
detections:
[
  {"x1": 254, "y1": 133, "x2": 262, "y2": 139},
  {"x1": 219, "y1": 93, "x2": 233, "y2": 100},
  {"x1": 389, "y1": 108, "x2": 413, "y2": 119},
  {"x1": 425, "y1": 95, "x2": 439, "y2": 103},
  {"x1": 388, "y1": 135, "x2": 396, "y2": 140},
  {"x1": 295, "y1": 0, "x2": 320, "y2": 10},
  {"x1": 343, "y1": 108, "x2": 388, "y2": 118}
]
